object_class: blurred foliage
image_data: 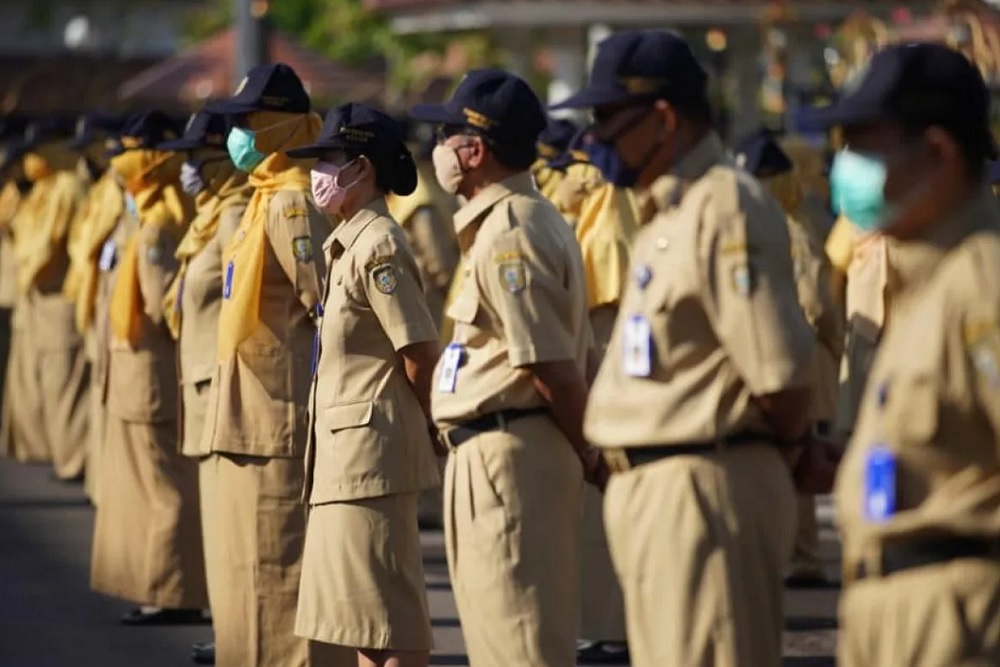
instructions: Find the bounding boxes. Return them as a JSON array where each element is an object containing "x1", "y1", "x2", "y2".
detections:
[{"x1": 183, "y1": 0, "x2": 502, "y2": 102}]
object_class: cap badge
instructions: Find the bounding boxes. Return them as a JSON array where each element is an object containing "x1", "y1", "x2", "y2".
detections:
[
  {"x1": 462, "y1": 108, "x2": 496, "y2": 130},
  {"x1": 339, "y1": 127, "x2": 375, "y2": 142}
]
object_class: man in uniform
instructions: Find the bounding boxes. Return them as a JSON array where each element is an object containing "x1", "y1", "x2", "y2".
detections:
[
  {"x1": 815, "y1": 43, "x2": 1000, "y2": 665},
  {"x1": 410, "y1": 69, "x2": 602, "y2": 667},
  {"x1": 554, "y1": 30, "x2": 817, "y2": 666}
]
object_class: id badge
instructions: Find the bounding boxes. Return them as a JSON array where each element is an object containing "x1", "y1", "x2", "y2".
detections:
[
  {"x1": 864, "y1": 445, "x2": 896, "y2": 522},
  {"x1": 98, "y1": 240, "x2": 117, "y2": 272},
  {"x1": 622, "y1": 314, "x2": 653, "y2": 378},
  {"x1": 438, "y1": 343, "x2": 463, "y2": 393},
  {"x1": 223, "y1": 261, "x2": 234, "y2": 299}
]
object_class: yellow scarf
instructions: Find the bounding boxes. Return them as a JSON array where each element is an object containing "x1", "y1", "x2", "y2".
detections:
[
  {"x1": 108, "y1": 149, "x2": 191, "y2": 346},
  {"x1": 0, "y1": 181, "x2": 21, "y2": 235},
  {"x1": 532, "y1": 158, "x2": 564, "y2": 201},
  {"x1": 163, "y1": 162, "x2": 251, "y2": 339},
  {"x1": 217, "y1": 111, "x2": 322, "y2": 360},
  {"x1": 63, "y1": 171, "x2": 125, "y2": 333}
]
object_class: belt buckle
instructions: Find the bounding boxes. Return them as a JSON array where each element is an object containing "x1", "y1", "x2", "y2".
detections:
[{"x1": 603, "y1": 448, "x2": 631, "y2": 474}]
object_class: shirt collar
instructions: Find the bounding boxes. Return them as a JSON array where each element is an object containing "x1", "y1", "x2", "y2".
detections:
[
  {"x1": 452, "y1": 172, "x2": 536, "y2": 238},
  {"x1": 324, "y1": 196, "x2": 389, "y2": 254},
  {"x1": 647, "y1": 132, "x2": 728, "y2": 213}
]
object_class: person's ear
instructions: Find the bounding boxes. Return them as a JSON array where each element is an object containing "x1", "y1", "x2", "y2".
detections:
[
  {"x1": 921, "y1": 126, "x2": 959, "y2": 174},
  {"x1": 465, "y1": 135, "x2": 487, "y2": 170},
  {"x1": 652, "y1": 99, "x2": 678, "y2": 133}
]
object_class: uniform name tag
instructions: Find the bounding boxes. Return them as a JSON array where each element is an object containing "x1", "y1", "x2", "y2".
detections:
[
  {"x1": 622, "y1": 314, "x2": 653, "y2": 378},
  {"x1": 223, "y1": 261, "x2": 234, "y2": 299},
  {"x1": 438, "y1": 343, "x2": 463, "y2": 393},
  {"x1": 864, "y1": 445, "x2": 896, "y2": 522},
  {"x1": 98, "y1": 240, "x2": 117, "y2": 272}
]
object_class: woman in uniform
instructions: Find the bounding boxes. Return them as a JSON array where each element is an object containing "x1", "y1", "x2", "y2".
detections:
[
  {"x1": 90, "y1": 111, "x2": 208, "y2": 624},
  {"x1": 200, "y1": 63, "x2": 349, "y2": 667},
  {"x1": 288, "y1": 104, "x2": 441, "y2": 667}
]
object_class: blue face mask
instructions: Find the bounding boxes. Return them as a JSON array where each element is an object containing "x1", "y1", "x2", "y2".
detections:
[
  {"x1": 829, "y1": 149, "x2": 896, "y2": 231},
  {"x1": 227, "y1": 127, "x2": 266, "y2": 173},
  {"x1": 585, "y1": 140, "x2": 642, "y2": 188},
  {"x1": 124, "y1": 192, "x2": 137, "y2": 217}
]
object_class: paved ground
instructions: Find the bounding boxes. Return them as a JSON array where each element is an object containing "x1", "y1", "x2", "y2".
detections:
[{"x1": 0, "y1": 456, "x2": 841, "y2": 666}]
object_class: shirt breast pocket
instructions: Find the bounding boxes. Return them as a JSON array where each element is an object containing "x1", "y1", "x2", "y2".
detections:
[{"x1": 445, "y1": 292, "x2": 479, "y2": 343}]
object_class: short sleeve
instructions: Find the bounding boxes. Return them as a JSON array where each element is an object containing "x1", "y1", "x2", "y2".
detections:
[
  {"x1": 699, "y1": 179, "x2": 815, "y2": 395},
  {"x1": 359, "y1": 227, "x2": 439, "y2": 351},
  {"x1": 265, "y1": 190, "x2": 324, "y2": 312},
  {"x1": 961, "y1": 306, "x2": 1000, "y2": 450},
  {"x1": 479, "y1": 203, "x2": 577, "y2": 367},
  {"x1": 136, "y1": 221, "x2": 181, "y2": 326}
]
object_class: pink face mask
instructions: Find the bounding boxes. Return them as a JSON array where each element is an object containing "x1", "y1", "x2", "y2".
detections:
[{"x1": 311, "y1": 159, "x2": 361, "y2": 214}]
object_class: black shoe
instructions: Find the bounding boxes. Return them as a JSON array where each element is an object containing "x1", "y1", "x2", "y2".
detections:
[
  {"x1": 784, "y1": 573, "x2": 841, "y2": 589},
  {"x1": 191, "y1": 641, "x2": 215, "y2": 665},
  {"x1": 577, "y1": 641, "x2": 630, "y2": 665},
  {"x1": 120, "y1": 608, "x2": 207, "y2": 626}
]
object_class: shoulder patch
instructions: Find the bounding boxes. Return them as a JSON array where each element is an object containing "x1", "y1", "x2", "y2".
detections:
[
  {"x1": 370, "y1": 261, "x2": 398, "y2": 295},
  {"x1": 283, "y1": 207, "x2": 308, "y2": 220},
  {"x1": 364, "y1": 255, "x2": 395, "y2": 272},
  {"x1": 964, "y1": 314, "x2": 1000, "y2": 390},
  {"x1": 146, "y1": 243, "x2": 163, "y2": 265},
  {"x1": 499, "y1": 259, "x2": 527, "y2": 294},
  {"x1": 292, "y1": 236, "x2": 313, "y2": 263}
]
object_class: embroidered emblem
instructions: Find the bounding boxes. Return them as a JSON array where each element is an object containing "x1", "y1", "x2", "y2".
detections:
[
  {"x1": 146, "y1": 243, "x2": 162, "y2": 265},
  {"x1": 292, "y1": 236, "x2": 313, "y2": 263},
  {"x1": 500, "y1": 261, "x2": 527, "y2": 294},
  {"x1": 731, "y1": 263, "x2": 753, "y2": 296},
  {"x1": 635, "y1": 264, "x2": 653, "y2": 289},
  {"x1": 283, "y1": 207, "x2": 307, "y2": 219},
  {"x1": 371, "y1": 263, "x2": 398, "y2": 294}
]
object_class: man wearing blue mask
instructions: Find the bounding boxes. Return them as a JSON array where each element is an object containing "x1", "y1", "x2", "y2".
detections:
[
  {"x1": 554, "y1": 29, "x2": 821, "y2": 667},
  {"x1": 813, "y1": 42, "x2": 1000, "y2": 665}
]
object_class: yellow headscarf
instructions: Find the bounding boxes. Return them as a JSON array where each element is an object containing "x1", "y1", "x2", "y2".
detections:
[
  {"x1": 13, "y1": 143, "x2": 84, "y2": 294},
  {"x1": 63, "y1": 170, "x2": 125, "y2": 333},
  {"x1": 108, "y1": 147, "x2": 191, "y2": 346},
  {"x1": 217, "y1": 111, "x2": 322, "y2": 360},
  {"x1": 162, "y1": 159, "x2": 251, "y2": 339}
]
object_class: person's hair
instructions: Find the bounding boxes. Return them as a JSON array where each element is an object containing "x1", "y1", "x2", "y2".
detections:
[
  {"x1": 352, "y1": 142, "x2": 417, "y2": 196},
  {"x1": 669, "y1": 91, "x2": 714, "y2": 127},
  {"x1": 901, "y1": 119, "x2": 988, "y2": 180}
]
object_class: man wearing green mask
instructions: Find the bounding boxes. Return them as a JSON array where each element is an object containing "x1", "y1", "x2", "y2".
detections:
[{"x1": 815, "y1": 42, "x2": 1000, "y2": 665}]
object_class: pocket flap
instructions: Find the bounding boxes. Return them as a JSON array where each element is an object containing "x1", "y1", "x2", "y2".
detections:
[
  {"x1": 446, "y1": 294, "x2": 479, "y2": 324},
  {"x1": 323, "y1": 401, "x2": 374, "y2": 432}
]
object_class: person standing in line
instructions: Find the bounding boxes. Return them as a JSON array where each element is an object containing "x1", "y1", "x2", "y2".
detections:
[
  {"x1": 90, "y1": 111, "x2": 208, "y2": 625},
  {"x1": 289, "y1": 102, "x2": 441, "y2": 667},
  {"x1": 199, "y1": 63, "x2": 350, "y2": 667},
  {"x1": 554, "y1": 30, "x2": 821, "y2": 666},
  {"x1": 410, "y1": 69, "x2": 603, "y2": 667}
]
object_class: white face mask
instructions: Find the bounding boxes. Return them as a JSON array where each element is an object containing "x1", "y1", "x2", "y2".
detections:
[{"x1": 432, "y1": 143, "x2": 466, "y2": 195}]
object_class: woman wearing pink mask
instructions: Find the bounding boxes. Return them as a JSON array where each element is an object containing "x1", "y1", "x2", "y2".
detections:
[{"x1": 286, "y1": 103, "x2": 442, "y2": 667}]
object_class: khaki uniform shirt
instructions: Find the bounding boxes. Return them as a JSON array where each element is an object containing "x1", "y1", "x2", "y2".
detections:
[
  {"x1": 304, "y1": 198, "x2": 440, "y2": 505},
  {"x1": 95, "y1": 214, "x2": 138, "y2": 406},
  {"x1": 836, "y1": 188, "x2": 1000, "y2": 566},
  {"x1": 178, "y1": 205, "x2": 244, "y2": 456},
  {"x1": 585, "y1": 134, "x2": 815, "y2": 449},
  {"x1": 200, "y1": 190, "x2": 329, "y2": 458},
  {"x1": 431, "y1": 173, "x2": 591, "y2": 426},
  {"x1": 107, "y1": 219, "x2": 184, "y2": 424}
]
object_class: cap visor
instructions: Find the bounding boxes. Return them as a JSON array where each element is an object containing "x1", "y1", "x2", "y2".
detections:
[
  {"x1": 549, "y1": 88, "x2": 635, "y2": 111},
  {"x1": 203, "y1": 97, "x2": 260, "y2": 116},
  {"x1": 408, "y1": 104, "x2": 461, "y2": 125},
  {"x1": 285, "y1": 138, "x2": 349, "y2": 159},
  {"x1": 156, "y1": 137, "x2": 206, "y2": 152},
  {"x1": 806, "y1": 101, "x2": 880, "y2": 129}
]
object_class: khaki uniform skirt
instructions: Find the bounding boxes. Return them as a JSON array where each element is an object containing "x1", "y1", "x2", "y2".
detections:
[
  {"x1": 296, "y1": 493, "x2": 433, "y2": 652},
  {"x1": 1, "y1": 301, "x2": 50, "y2": 463},
  {"x1": 90, "y1": 417, "x2": 207, "y2": 608}
]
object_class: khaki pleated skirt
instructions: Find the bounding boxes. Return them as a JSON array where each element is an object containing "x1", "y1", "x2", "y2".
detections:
[
  {"x1": 296, "y1": 493, "x2": 433, "y2": 652},
  {"x1": 90, "y1": 417, "x2": 207, "y2": 608},
  {"x1": 41, "y1": 340, "x2": 90, "y2": 480}
]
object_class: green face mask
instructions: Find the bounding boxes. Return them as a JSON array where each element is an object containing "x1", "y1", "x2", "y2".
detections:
[
  {"x1": 226, "y1": 127, "x2": 265, "y2": 173},
  {"x1": 829, "y1": 148, "x2": 898, "y2": 232}
]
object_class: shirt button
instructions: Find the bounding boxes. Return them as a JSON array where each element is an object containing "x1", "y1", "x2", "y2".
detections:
[{"x1": 656, "y1": 237, "x2": 669, "y2": 250}]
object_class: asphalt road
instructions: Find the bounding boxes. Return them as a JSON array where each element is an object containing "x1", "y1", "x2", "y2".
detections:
[{"x1": 0, "y1": 456, "x2": 841, "y2": 666}]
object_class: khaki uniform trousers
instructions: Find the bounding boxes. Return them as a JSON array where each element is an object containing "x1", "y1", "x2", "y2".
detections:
[
  {"x1": 579, "y1": 486, "x2": 626, "y2": 640},
  {"x1": 83, "y1": 329, "x2": 104, "y2": 503},
  {"x1": 444, "y1": 414, "x2": 583, "y2": 667},
  {"x1": 790, "y1": 495, "x2": 823, "y2": 576},
  {"x1": 1, "y1": 301, "x2": 49, "y2": 463},
  {"x1": 839, "y1": 559, "x2": 1000, "y2": 667},
  {"x1": 603, "y1": 444, "x2": 796, "y2": 667},
  {"x1": 90, "y1": 418, "x2": 207, "y2": 608},
  {"x1": 201, "y1": 453, "x2": 342, "y2": 667}
]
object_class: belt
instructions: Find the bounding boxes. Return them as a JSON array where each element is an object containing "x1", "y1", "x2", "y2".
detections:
[
  {"x1": 852, "y1": 536, "x2": 1000, "y2": 582},
  {"x1": 602, "y1": 431, "x2": 776, "y2": 473},
  {"x1": 440, "y1": 407, "x2": 549, "y2": 449}
]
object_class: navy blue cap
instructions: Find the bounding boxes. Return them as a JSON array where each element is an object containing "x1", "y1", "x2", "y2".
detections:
[
  {"x1": 812, "y1": 43, "x2": 997, "y2": 158},
  {"x1": 551, "y1": 30, "x2": 707, "y2": 110},
  {"x1": 23, "y1": 115, "x2": 78, "y2": 152},
  {"x1": 537, "y1": 118, "x2": 578, "y2": 160},
  {"x1": 546, "y1": 127, "x2": 591, "y2": 171},
  {"x1": 157, "y1": 110, "x2": 231, "y2": 152},
  {"x1": 0, "y1": 115, "x2": 30, "y2": 144},
  {"x1": 988, "y1": 160, "x2": 1000, "y2": 185},
  {"x1": 69, "y1": 112, "x2": 127, "y2": 151},
  {"x1": 286, "y1": 103, "x2": 406, "y2": 159},
  {"x1": 735, "y1": 129, "x2": 793, "y2": 178},
  {"x1": 409, "y1": 68, "x2": 547, "y2": 148},
  {"x1": 206, "y1": 63, "x2": 311, "y2": 116},
  {"x1": 109, "y1": 111, "x2": 180, "y2": 156}
]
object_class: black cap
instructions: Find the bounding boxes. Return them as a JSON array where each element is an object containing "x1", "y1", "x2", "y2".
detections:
[
  {"x1": 109, "y1": 111, "x2": 180, "y2": 156},
  {"x1": 735, "y1": 129, "x2": 793, "y2": 178},
  {"x1": 205, "y1": 63, "x2": 311, "y2": 116},
  {"x1": 551, "y1": 30, "x2": 707, "y2": 110},
  {"x1": 988, "y1": 159, "x2": 1000, "y2": 185},
  {"x1": 23, "y1": 115, "x2": 78, "y2": 152},
  {"x1": 0, "y1": 115, "x2": 30, "y2": 144},
  {"x1": 812, "y1": 43, "x2": 998, "y2": 159},
  {"x1": 157, "y1": 110, "x2": 231, "y2": 152},
  {"x1": 546, "y1": 127, "x2": 591, "y2": 171},
  {"x1": 69, "y1": 112, "x2": 127, "y2": 151},
  {"x1": 537, "y1": 118, "x2": 578, "y2": 160},
  {"x1": 410, "y1": 68, "x2": 547, "y2": 149},
  {"x1": 287, "y1": 103, "x2": 405, "y2": 158}
]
